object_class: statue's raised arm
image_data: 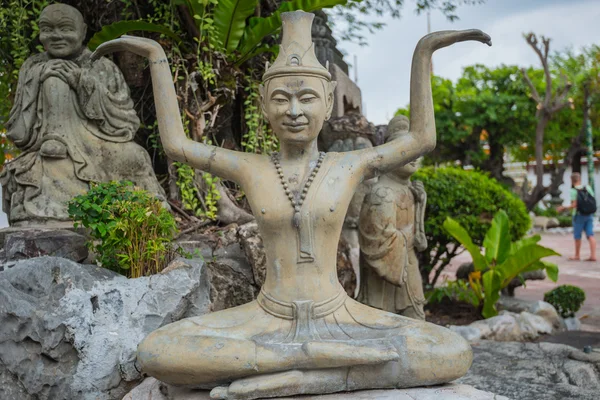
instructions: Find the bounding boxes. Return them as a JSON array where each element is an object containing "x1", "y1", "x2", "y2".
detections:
[
  {"x1": 358, "y1": 29, "x2": 491, "y2": 178},
  {"x1": 91, "y1": 36, "x2": 252, "y2": 185}
]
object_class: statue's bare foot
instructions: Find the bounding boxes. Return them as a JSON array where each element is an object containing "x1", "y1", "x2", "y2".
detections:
[{"x1": 210, "y1": 369, "x2": 348, "y2": 400}]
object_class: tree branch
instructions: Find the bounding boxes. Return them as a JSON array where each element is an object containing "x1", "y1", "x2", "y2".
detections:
[{"x1": 521, "y1": 67, "x2": 542, "y2": 103}]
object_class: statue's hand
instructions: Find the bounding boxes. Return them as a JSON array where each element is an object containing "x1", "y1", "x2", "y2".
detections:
[
  {"x1": 418, "y1": 29, "x2": 492, "y2": 53},
  {"x1": 91, "y1": 35, "x2": 166, "y2": 62}
]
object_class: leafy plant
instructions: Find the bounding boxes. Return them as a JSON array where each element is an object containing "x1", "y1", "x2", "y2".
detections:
[
  {"x1": 413, "y1": 167, "x2": 531, "y2": 287},
  {"x1": 88, "y1": 0, "x2": 347, "y2": 64},
  {"x1": 443, "y1": 209, "x2": 559, "y2": 318},
  {"x1": 68, "y1": 181, "x2": 179, "y2": 278},
  {"x1": 544, "y1": 285, "x2": 586, "y2": 318},
  {"x1": 426, "y1": 279, "x2": 480, "y2": 308}
]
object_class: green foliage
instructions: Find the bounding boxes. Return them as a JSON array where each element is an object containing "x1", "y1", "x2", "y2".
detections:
[
  {"x1": 213, "y1": 0, "x2": 258, "y2": 54},
  {"x1": 544, "y1": 285, "x2": 586, "y2": 318},
  {"x1": 0, "y1": 0, "x2": 49, "y2": 132},
  {"x1": 426, "y1": 279, "x2": 480, "y2": 308},
  {"x1": 398, "y1": 65, "x2": 537, "y2": 178},
  {"x1": 201, "y1": 172, "x2": 221, "y2": 220},
  {"x1": 242, "y1": 73, "x2": 278, "y2": 153},
  {"x1": 175, "y1": 162, "x2": 203, "y2": 217},
  {"x1": 88, "y1": 20, "x2": 184, "y2": 50},
  {"x1": 68, "y1": 181, "x2": 179, "y2": 278},
  {"x1": 174, "y1": 163, "x2": 221, "y2": 220},
  {"x1": 443, "y1": 210, "x2": 559, "y2": 318},
  {"x1": 413, "y1": 167, "x2": 531, "y2": 287}
]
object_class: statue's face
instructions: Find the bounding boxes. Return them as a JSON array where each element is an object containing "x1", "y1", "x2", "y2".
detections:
[
  {"x1": 393, "y1": 160, "x2": 418, "y2": 179},
  {"x1": 262, "y1": 76, "x2": 333, "y2": 144},
  {"x1": 39, "y1": 5, "x2": 86, "y2": 59}
]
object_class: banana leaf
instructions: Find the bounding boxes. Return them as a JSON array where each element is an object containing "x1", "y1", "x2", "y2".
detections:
[
  {"x1": 213, "y1": 0, "x2": 258, "y2": 54},
  {"x1": 88, "y1": 20, "x2": 182, "y2": 51},
  {"x1": 483, "y1": 209, "x2": 510, "y2": 265},
  {"x1": 443, "y1": 217, "x2": 488, "y2": 272},
  {"x1": 497, "y1": 244, "x2": 560, "y2": 287},
  {"x1": 482, "y1": 269, "x2": 502, "y2": 318},
  {"x1": 236, "y1": 0, "x2": 347, "y2": 65}
]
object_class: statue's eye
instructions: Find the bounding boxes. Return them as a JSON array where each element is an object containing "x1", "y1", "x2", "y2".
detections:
[
  {"x1": 60, "y1": 26, "x2": 74, "y2": 32},
  {"x1": 272, "y1": 97, "x2": 288, "y2": 104},
  {"x1": 300, "y1": 95, "x2": 317, "y2": 104},
  {"x1": 40, "y1": 26, "x2": 52, "y2": 33}
]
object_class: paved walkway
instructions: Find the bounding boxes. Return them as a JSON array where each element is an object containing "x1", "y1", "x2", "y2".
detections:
[{"x1": 439, "y1": 232, "x2": 600, "y2": 332}]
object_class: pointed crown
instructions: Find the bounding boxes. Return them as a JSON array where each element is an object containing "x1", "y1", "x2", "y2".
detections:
[{"x1": 263, "y1": 11, "x2": 331, "y2": 82}]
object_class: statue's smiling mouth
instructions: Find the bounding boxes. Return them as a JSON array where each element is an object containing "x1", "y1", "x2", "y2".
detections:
[
  {"x1": 50, "y1": 42, "x2": 68, "y2": 48},
  {"x1": 283, "y1": 122, "x2": 308, "y2": 132}
]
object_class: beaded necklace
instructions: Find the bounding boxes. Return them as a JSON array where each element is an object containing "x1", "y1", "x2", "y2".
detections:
[{"x1": 270, "y1": 151, "x2": 326, "y2": 228}]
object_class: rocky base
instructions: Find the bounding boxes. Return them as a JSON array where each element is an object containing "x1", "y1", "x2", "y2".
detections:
[
  {"x1": 458, "y1": 340, "x2": 600, "y2": 400},
  {"x1": 0, "y1": 256, "x2": 211, "y2": 400},
  {"x1": 124, "y1": 380, "x2": 508, "y2": 400}
]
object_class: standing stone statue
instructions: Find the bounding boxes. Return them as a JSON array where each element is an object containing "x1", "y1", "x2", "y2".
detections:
[
  {"x1": 358, "y1": 115, "x2": 428, "y2": 320},
  {"x1": 1, "y1": 4, "x2": 166, "y2": 226},
  {"x1": 93, "y1": 11, "x2": 491, "y2": 399}
]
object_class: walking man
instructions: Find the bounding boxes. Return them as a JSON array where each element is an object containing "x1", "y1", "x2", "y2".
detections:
[{"x1": 558, "y1": 173, "x2": 597, "y2": 262}]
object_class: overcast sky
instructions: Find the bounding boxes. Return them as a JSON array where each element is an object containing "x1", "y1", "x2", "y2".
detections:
[{"x1": 337, "y1": 0, "x2": 600, "y2": 125}]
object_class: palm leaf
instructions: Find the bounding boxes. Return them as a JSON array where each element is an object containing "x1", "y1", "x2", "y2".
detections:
[
  {"x1": 213, "y1": 0, "x2": 259, "y2": 53},
  {"x1": 88, "y1": 21, "x2": 182, "y2": 51},
  {"x1": 236, "y1": 0, "x2": 347, "y2": 65}
]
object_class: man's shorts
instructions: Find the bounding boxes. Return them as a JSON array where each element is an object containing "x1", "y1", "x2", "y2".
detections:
[{"x1": 573, "y1": 214, "x2": 595, "y2": 240}]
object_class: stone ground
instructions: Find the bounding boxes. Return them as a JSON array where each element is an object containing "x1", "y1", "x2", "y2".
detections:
[{"x1": 438, "y1": 231, "x2": 600, "y2": 332}]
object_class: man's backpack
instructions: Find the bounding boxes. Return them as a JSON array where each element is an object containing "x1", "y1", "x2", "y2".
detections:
[{"x1": 576, "y1": 187, "x2": 597, "y2": 215}]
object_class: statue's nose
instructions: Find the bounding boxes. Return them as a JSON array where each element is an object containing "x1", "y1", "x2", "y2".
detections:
[{"x1": 285, "y1": 98, "x2": 303, "y2": 118}]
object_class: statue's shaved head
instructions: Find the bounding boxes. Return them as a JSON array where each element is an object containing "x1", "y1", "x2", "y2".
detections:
[{"x1": 39, "y1": 3, "x2": 85, "y2": 28}]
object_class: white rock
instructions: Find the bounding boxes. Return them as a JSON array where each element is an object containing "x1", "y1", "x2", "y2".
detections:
[
  {"x1": 528, "y1": 300, "x2": 564, "y2": 330},
  {"x1": 123, "y1": 379, "x2": 510, "y2": 400},
  {"x1": 564, "y1": 317, "x2": 582, "y2": 331}
]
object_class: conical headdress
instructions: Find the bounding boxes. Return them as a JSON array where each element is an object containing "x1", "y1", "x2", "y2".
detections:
[{"x1": 263, "y1": 11, "x2": 331, "y2": 82}]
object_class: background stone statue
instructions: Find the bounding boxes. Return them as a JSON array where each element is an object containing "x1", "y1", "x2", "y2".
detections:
[
  {"x1": 358, "y1": 115, "x2": 428, "y2": 320},
  {"x1": 93, "y1": 10, "x2": 491, "y2": 399},
  {"x1": 1, "y1": 4, "x2": 165, "y2": 227}
]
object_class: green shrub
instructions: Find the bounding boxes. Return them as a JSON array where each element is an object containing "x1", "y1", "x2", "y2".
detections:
[
  {"x1": 544, "y1": 285, "x2": 586, "y2": 318},
  {"x1": 68, "y1": 181, "x2": 179, "y2": 278},
  {"x1": 412, "y1": 167, "x2": 530, "y2": 287}
]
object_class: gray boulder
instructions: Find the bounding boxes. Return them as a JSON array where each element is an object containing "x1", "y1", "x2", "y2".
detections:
[
  {"x1": 0, "y1": 256, "x2": 211, "y2": 400},
  {"x1": 458, "y1": 340, "x2": 600, "y2": 400}
]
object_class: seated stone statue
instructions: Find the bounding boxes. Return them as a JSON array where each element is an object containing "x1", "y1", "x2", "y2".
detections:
[
  {"x1": 93, "y1": 11, "x2": 491, "y2": 399},
  {"x1": 1, "y1": 4, "x2": 165, "y2": 226},
  {"x1": 358, "y1": 115, "x2": 428, "y2": 320}
]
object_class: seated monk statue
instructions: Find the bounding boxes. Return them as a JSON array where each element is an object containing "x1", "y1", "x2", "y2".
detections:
[
  {"x1": 358, "y1": 115, "x2": 428, "y2": 320},
  {"x1": 93, "y1": 11, "x2": 491, "y2": 399},
  {"x1": 1, "y1": 4, "x2": 166, "y2": 226}
]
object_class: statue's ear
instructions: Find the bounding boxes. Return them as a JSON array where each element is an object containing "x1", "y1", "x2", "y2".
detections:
[
  {"x1": 259, "y1": 83, "x2": 268, "y2": 120},
  {"x1": 325, "y1": 81, "x2": 337, "y2": 121},
  {"x1": 80, "y1": 23, "x2": 88, "y2": 46}
]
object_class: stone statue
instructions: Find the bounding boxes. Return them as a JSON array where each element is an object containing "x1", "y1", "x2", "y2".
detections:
[
  {"x1": 1, "y1": 4, "x2": 166, "y2": 226},
  {"x1": 93, "y1": 11, "x2": 491, "y2": 399},
  {"x1": 358, "y1": 115, "x2": 428, "y2": 320}
]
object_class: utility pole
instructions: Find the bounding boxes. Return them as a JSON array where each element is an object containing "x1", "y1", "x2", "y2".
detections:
[{"x1": 586, "y1": 92, "x2": 596, "y2": 194}]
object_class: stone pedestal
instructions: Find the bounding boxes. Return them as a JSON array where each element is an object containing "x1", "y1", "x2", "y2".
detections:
[{"x1": 124, "y1": 380, "x2": 509, "y2": 400}]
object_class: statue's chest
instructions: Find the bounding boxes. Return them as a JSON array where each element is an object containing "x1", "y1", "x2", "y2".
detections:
[
  {"x1": 394, "y1": 187, "x2": 415, "y2": 228},
  {"x1": 249, "y1": 157, "x2": 356, "y2": 231}
]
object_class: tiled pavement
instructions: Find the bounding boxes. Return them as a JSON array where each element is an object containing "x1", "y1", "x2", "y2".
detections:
[{"x1": 437, "y1": 232, "x2": 600, "y2": 332}]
